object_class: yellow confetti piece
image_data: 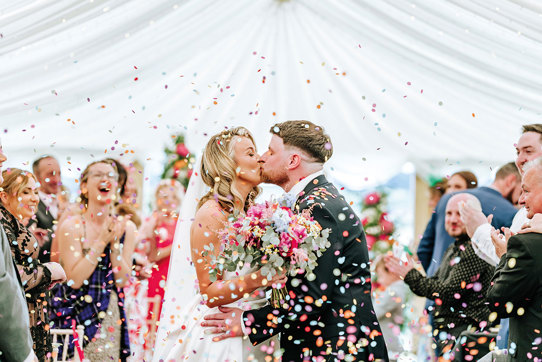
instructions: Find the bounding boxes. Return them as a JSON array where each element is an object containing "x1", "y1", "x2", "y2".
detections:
[{"x1": 508, "y1": 258, "x2": 516, "y2": 268}]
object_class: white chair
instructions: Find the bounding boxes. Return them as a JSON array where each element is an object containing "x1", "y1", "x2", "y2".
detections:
[{"x1": 50, "y1": 325, "x2": 85, "y2": 362}]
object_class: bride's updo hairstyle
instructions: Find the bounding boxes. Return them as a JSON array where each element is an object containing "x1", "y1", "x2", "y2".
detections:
[{"x1": 198, "y1": 127, "x2": 261, "y2": 212}]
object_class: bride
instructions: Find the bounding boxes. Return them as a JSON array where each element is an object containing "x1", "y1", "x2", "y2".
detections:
[{"x1": 154, "y1": 127, "x2": 284, "y2": 361}]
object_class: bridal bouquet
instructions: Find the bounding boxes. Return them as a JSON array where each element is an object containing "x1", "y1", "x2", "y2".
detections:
[{"x1": 207, "y1": 199, "x2": 330, "y2": 307}]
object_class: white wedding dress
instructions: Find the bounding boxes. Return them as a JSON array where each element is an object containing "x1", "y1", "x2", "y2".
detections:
[
  {"x1": 153, "y1": 159, "x2": 278, "y2": 361},
  {"x1": 155, "y1": 266, "x2": 275, "y2": 361}
]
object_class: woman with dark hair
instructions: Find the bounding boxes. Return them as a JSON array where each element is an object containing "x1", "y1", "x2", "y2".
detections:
[
  {"x1": 446, "y1": 170, "x2": 478, "y2": 193},
  {"x1": 49, "y1": 159, "x2": 136, "y2": 360},
  {"x1": 0, "y1": 168, "x2": 66, "y2": 361}
]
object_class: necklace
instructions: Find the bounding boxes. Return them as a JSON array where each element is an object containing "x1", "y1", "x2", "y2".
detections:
[{"x1": 81, "y1": 213, "x2": 109, "y2": 241}]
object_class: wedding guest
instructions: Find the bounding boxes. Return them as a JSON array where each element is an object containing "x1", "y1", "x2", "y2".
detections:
[
  {"x1": 486, "y1": 158, "x2": 542, "y2": 361},
  {"x1": 145, "y1": 179, "x2": 184, "y2": 320},
  {"x1": 50, "y1": 159, "x2": 136, "y2": 360},
  {"x1": 0, "y1": 168, "x2": 66, "y2": 361},
  {"x1": 445, "y1": 170, "x2": 478, "y2": 193},
  {"x1": 372, "y1": 256, "x2": 406, "y2": 361},
  {"x1": 29, "y1": 155, "x2": 62, "y2": 263},
  {"x1": 49, "y1": 159, "x2": 142, "y2": 264},
  {"x1": 0, "y1": 147, "x2": 36, "y2": 362},
  {"x1": 387, "y1": 193, "x2": 495, "y2": 356},
  {"x1": 459, "y1": 125, "x2": 542, "y2": 352}
]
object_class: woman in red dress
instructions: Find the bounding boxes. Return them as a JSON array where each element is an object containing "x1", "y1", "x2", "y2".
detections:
[{"x1": 145, "y1": 179, "x2": 184, "y2": 321}]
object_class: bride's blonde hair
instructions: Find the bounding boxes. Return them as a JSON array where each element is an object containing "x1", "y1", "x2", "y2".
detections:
[{"x1": 198, "y1": 127, "x2": 261, "y2": 212}]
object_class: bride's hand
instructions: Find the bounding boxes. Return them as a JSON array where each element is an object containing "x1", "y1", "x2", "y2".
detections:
[
  {"x1": 269, "y1": 271, "x2": 288, "y2": 288},
  {"x1": 247, "y1": 269, "x2": 287, "y2": 290}
]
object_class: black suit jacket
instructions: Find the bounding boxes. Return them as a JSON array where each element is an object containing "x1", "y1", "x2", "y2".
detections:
[
  {"x1": 245, "y1": 175, "x2": 388, "y2": 361},
  {"x1": 486, "y1": 233, "x2": 542, "y2": 361},
  {"x1": 28, "y1": 199, "x2": 55, "y2": 263}
]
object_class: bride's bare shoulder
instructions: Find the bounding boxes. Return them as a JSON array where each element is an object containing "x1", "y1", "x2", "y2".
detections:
[{"x1": 193, "y1": 200, "x2": 228, "y2": 227}]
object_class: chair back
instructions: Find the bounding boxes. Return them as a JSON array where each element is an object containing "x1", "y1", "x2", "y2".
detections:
[{"x1": 50, "y1": 325, "x2": 85, "y2": 362}]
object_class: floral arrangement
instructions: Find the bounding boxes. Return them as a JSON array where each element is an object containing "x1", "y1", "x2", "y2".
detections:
[
  {"x1": 360, "y1": 191, "x2": 395, "y2": 256},
  {"x1": 161, "y1": 133, "x2": 194, "y2": 189},
  {"x1": 207, "y1": 199, "x2": 330, "y2": 307}
]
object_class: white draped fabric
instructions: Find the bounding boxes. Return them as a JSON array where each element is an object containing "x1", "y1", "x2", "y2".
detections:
[{"x1": 1, "y1": 0, "x2": 541, "y2": 188}]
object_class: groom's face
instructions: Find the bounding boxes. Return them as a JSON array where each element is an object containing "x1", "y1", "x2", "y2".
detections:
[{"x1": 259, "y1": 135, "x2": 290, "y2": 186}]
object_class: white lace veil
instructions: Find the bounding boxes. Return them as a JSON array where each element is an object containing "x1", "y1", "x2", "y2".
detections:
[{"x1": 154, "y1": 157, "x2": 208, "y2": 357}]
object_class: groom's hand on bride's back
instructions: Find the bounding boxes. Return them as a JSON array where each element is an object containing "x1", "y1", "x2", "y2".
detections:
[{"x1": 201, "y1": 306, "x2": 246, "y2": 341}]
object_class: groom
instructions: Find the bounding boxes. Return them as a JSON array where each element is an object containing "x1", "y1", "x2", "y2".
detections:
[{"x1": 202, "y1": 121, "x2": 389, "y2": 361}]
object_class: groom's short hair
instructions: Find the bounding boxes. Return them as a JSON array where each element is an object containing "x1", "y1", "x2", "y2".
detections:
[{"x1": 270, "y1": 120, "x2": 333, "y2": 163}]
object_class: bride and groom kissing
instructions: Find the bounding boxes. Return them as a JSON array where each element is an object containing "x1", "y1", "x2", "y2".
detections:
[{"x1": 155, "y1": 121, "x2": 389, "y2": 361}]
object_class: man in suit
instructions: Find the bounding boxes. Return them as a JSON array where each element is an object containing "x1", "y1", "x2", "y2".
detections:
[
  {"x1": 29, "y1": 155, "x2": 62, "y2": 263},
  {"x1": 0, "y1": 145, "x2": 36, "y2": 362},
  {"x1": 202, "y1": 121, "x2": 389, "y2": 361},
  {"x1": 459, "y1": 124, "x2": 542, "y2": 351},
  {"x1": 486, "y1": 157, "x2": 542, "y2": 361}
]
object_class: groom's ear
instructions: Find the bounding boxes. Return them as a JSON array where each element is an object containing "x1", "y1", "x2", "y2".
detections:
[{"x1": 287, "y1": 153, "x2": 302, "y2": 170}]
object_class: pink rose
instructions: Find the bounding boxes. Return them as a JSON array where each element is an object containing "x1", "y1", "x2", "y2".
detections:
[
  {"x1": 364, "y1": 192, "x2": 380, "y2": 205},
  {"x1": 365, "y1": 234, "x2": 377, "y2": 250},
  {"x1": 291, "y1": 248, "x2": 308, "y2": 265},
  {"x1": 379, "y1": 213, "x2": 394, "y2": 234},
  {"x1": 279, "y1": 233, "x2": 295, "y2": 257},
  {"x1": 176, "y1": 143, "x2": 190, "y2": 157},
  {"x1": 291, "y1": 224, "x2": 307, "y2": 243}
]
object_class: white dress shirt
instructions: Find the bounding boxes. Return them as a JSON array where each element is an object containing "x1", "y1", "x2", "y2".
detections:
[
  {"x1": 286, "y1": 169, "x2": 325, "y2": 199},
  {"x1": 471, "y1": 207, "x2": 529, "y2": 266}
]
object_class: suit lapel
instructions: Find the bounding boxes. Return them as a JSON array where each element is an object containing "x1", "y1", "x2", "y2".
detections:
[{"x1": 294, "y1": 175, "x2": 330, "y2": 211}]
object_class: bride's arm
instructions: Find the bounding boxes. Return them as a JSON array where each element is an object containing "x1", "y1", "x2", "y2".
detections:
[{"x1": 191, "y1": 202, "x2": 266, "y2": 308}]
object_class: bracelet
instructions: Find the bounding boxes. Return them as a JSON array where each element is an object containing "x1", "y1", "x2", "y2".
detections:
[
  {"x1": 82, "y1": 246, "x2": 99, "y2": 256},
  {"x1": 85, "y1": 254, "x2": 98, "y2": 266}
]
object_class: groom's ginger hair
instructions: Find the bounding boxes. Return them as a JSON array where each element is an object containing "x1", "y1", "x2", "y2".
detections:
[{"x1": 270, "y1": 120, "x2": 333, "y2": 163}]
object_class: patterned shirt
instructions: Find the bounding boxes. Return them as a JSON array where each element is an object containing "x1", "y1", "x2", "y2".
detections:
[
  {"x1": 404, "y1": 235, "x2": 494, "y2": 330},
  {"x1": 50, "y1": 235, "x2": 130, "y2": 360}
]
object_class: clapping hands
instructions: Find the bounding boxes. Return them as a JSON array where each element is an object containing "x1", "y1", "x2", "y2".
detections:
[
  {"x1": 99, "y1": 215, "x2": 125, "y2": 248},
  {"x1": 490, "y1": 227, "x2": 514, "y2": 259},
  {"x1": 459, "y1": 201, "x2": 492, "y2": 238},
  {"x1": 384, "y1": 254, "x2": 418, "y2": 278}
]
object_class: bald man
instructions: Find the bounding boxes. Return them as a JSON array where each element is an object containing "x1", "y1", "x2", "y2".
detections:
[{"x1": 385, "y1": 194, "x2": 495, "y2": 355}]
